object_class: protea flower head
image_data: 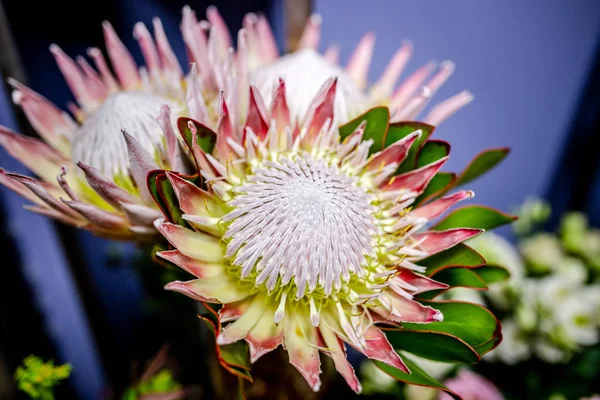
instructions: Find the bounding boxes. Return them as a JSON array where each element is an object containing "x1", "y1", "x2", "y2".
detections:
[
  {"x1": 0, "y1": 8, "x2": 248, "y2": 240},
  {"x1": 180, "y1": 7, "x2": 472, "y2": 137},
  {"x1": 152, "y1": 55, "x2": 509, "y2": 391}
]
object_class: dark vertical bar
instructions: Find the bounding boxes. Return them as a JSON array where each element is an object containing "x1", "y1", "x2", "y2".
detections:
[{"x1": 545, "y1": 39, "x2": 600, "y2": 228}]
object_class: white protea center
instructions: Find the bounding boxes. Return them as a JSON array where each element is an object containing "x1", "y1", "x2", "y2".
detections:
[
  {"x1": 71, "y1": 91, "x2": 172, "y2": 178},
  {"x1": 223, "y1": 153, "x2": 377, "y2": 298},
  {"x1": 252, "y1": 49, "x2": 367, "y2": 124}
]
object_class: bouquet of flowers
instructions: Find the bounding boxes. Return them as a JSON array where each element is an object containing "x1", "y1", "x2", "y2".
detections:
[{"x1": 1, "y1": 5, "x2": 516, "y2": 399}]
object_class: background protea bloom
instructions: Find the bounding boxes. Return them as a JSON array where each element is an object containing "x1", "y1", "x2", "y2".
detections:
[
  {"x1": 184, "y1": 7, "x2": 473, "y2": 132},
  {"x1": 151, "y1": 74, "x2": 509, "y2": 393},
  {"x1": 0, "y1": 17, "x2": 218, "y2": 240}
]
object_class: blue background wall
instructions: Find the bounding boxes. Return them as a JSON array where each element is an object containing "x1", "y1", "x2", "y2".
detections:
[{"x1": 316, "y1": 0, "x2": 600, "y2": 214}]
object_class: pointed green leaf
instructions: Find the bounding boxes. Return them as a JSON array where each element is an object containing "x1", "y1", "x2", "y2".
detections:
[
  {"x1": 419, "y1": 267, "x2": 488, "y2": 300},
  {"x1": 386, "y1": 329, "x2": 480, "y2": 364},
  {"x1": 375, "y1": 354, "x2": 461, "y2": 400},
  {"x1": 416, "y1": 140, "x2": 451, "y2": 168},
  {"x1": 387, "y1": 121, "x2": 436, "y2": 173},
  {"x1": 420, "y1": 244, "x2": 486, "y2": 276},
  {"x1": 384, "y1": 121, "x2": 435, "y2": 148},
  {"x1": 415, "y1": 172, "x2": 457, "y2": 205},
  {"x1": 402, "y1": 301, "x2": 501, "y2": 355},
  {"x1": 454, "y1": 147, "x2": 509, "y2": 187},
  {"x1": 432, "y1": 205, "x2": 517, "y2": 231},
  {"x1": 147, "y1": 170, "x2": 190, "y2": 227},
  {"x1": 473, "y1": 264, "x2": 511, "y2": 284},
  {"x1": 199, "y1": 304, "x2": 253, "y2": 382},
  {"x1": 431, "y1": 267, "x2": 488, "y2": 290},
  {"x1": 177, "y1": 117, "x2": 217, "y2": 154},
  {"x1": 338, "y1": 107, "x2": 390, "y2": 153}
]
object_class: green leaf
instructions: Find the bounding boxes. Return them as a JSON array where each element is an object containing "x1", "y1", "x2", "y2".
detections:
[
  {"x1": 375, "y1": 354, "x2": 461, "y2": 400},
  {"x1": 473, "y1": 264, "x2": 511, "y2": 284},
  {"x1": 402, "y1": 301, "x2": 501, "y2": 355},
  {"x1": 431, "y1": 267, "x2": 488, "y2": 290},
  {"x1": 416, "y1": 140, "x2": 451, "y2": 168},
  {"x1": 386, "y1": 329, "x2": 480, "y2": 364},
  {"x1": 177, "y1": 117, "x2": 216, "y2": 154},
  {"x1": 454, "y1": 147, "x2": 509, "y2": 187},
  {"x1": 432, "y1": 205, "x2": 517, "y2": 231},
  {"x1": 147, "y1": 170, "x2": 189, "y2": 227},
  {"x1": 420, "y1": 244, "x2": 486, "y2": 276},
  {"x1": 387, "y1": 122, "x2": 436, "y2": 173},
  {"x1": 199, "y1": 304, "x2": 253, "y2": 382},
  {"x1": 338, "y1": 107, "x2": 390, "y2": 153},
  {"x1": 384, "y1": 121, "x2": 435, "y2": 148},
  {"x1": 415, "y1": 172, "x2": 456, "y2": 205}
]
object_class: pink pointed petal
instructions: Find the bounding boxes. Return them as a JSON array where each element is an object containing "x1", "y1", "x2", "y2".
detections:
[
  {"x1": 378, "y1": 292, "x2": 443, "y2": 323},
  {"x1": 8, "y1": 79, "x2": 75, "y2": 156},
  {"x1": 157, "y1": 249, "x2": 224, "y2": 278},
  {"x1": 186, "y1": 64, "x2": 210, "y2": 126},
  {"x1": 215, "y1": 94, "x2": 237, "y2": 161},
  {"x1": 298, "y1": 13, "x2": 322, "y2": 49},
  {"x1": 245, "y1": 86, "x2": 269, "y2": 140},
  {"x1": 165, "y1": 172, "x2": 225, "y2": 217},
  {"x1": 236, "y1": 29, "x2": 250, "y2": 118},
  {"x1": 411, "y1": 190, "x2": 475, "y2": 220},
  {"x1": 319, "y1": 325, "x2": 361, "y2": 393},
  {"x1": 359, "y1": 325, "x2": 409, "y2": 373},
  {"x1": 120, "y1": 202, "x2": 162, "y2": 227},
  {"x1": 181, "y1": 7, "x2": 214, "y2": 90},
  {"x1": 390, "y1": 61, "x2": 435, "y2": 111},
  {"x1": 284, "y1": 313, "x2": 322, "y2": 392},
  {"x1": 370, "y1": 41, "x2": 412, "y2": 99},
  {"x1": 7, "y1": 173, "x2": 82, "y2": 219},
  {"x1": 303, "y1": 77, "x2": 337, "y2": 137},
  {"x1": 0, "y1": 169, "x2": 46, "y2": 205},
  {"x1": 219, "y1": 300, "x2": 250, "y2": 322},
  {"x1": 246, "y1": 304, "x2": 284, "y2": 363},
  {"x1": 76, "y1": 162, "x2": 139, "y2": 208},
  {"x1": 157, "y1": 105, "x2": 186, "y2": 172},
  {"x1": 154, "y1": 220, "x2": 223, "y2": 262},
  {"x1": 63, "y1": 199, "x2": 128, "y2": 230},
  {"x1": 165, "y1": 277, "x2": 251, "y2": 303},
  {"x1": 346, "y1": 32, "x2": 375, "y2": 89},
  {"x1": 392, "y1": 86, "x2": 432, "y2": 122},
  {"x1": 413, "y1": 228, "x2": 484, "y2": 255},
  {"x1": 217, "y1": 294, "x2": 267, "y2": 345},
  {"x1": 365, "y1": 130, "x2": 420, "y2": 171},
  {"x1": 323, "y1": 45, "x2": 340, "y2": 64},
  {"x1": 271, "y1": 78, "x2": 291, "y2": 133},
  {"x1": 152, "y1": 18, "x2": 182, "y2": 77},
  {"x1": 23, "y1": 204, "x2": 86, "y2": 227},
  {"x1": 381, "y1": 156, "x2": 449, "y2": 193},
  {"x1": 122, "y1": 130, "x2": 159, "y2": 203},
  {"x1": 0, "y1": 125, "x2": 67, "y2": 183},
  {"x1": 424, "y1": 61, "x2": 455, "y2": 96},
  {"x1": 87, "y1": 47, "x2": 119, "y2": 92},
  {"x1": 425, "y1": 90, "x2": 475, "y2": 126},
  {"x1": 206, "y1": 6, "x2": 232, "y2": 51},
  {"x1": 75, "y1": 56, "x2": 108, "y2": 102},
  {"x1": 133, "y1": 22, "x2": 161, "y2": 76},
  {"x1": 256, "y1": 14, "x2": 279, "y2": 62},
  {"x1": 395, "y1": 269, "x2": 449, "y2": 294},
  {"x1": 49, "y1": 44, "x2": 94, "y2": 108},
  {"x1": 102, "y1": 21, "x2": 139, "y2": 90}
]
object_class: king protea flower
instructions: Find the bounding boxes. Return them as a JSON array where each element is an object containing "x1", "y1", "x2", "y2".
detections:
[
  {"x1": 152, "y1": 67, "x2": 489, "y2": 392},
  {"x1": 0, "y1": 10, "x2": 240, "y2": 240}
]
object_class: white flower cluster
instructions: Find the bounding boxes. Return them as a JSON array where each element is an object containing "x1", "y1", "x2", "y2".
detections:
[{"x1": 460, "y1": 205, "x2": 600, "y2": 365}]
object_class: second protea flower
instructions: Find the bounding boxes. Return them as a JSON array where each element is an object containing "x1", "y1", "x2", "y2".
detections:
[{"x1": 152, "y1": 76, "x2": 500, "y2": 392}]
